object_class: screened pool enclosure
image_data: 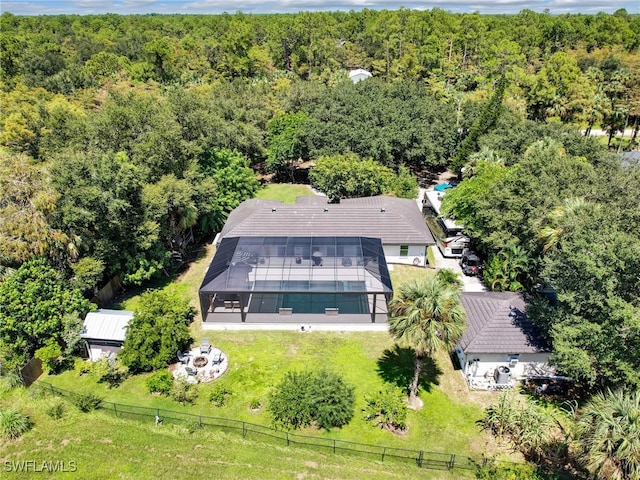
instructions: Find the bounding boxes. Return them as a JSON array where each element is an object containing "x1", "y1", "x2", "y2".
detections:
[{"x1": 199, "y1": 236, "x2": 393, "y2": 323}]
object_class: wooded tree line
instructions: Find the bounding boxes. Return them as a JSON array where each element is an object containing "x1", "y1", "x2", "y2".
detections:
[
  {"x1": 442, "y1": 123, "x2": 640, "y2": 392},
  {"x1": 1, "y1": 9, "x2": 639, "y2": 138}
]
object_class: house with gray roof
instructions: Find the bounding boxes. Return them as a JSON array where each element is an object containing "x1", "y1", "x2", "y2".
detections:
[
  {"x1": 454, "y1": 292, "x2": 555, "y2": 386},
  {"x1": 199, "y1": 196, "x2": 434, "y2": 325}
]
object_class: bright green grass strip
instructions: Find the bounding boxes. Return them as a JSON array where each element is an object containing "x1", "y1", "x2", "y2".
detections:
[
  {"x1": 1, "y1": 387, "x2": 474, "y2": 480},
  {"x1": 255, "y1": 183, "x2": 314, "y2": 204}
]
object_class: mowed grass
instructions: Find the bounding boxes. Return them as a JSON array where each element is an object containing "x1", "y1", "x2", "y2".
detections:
[
  {"x1": 40, "y1": 331, "x2": 488, "y2": 459},
  {"x1": 0, "y1": 388, "x2": 464, "y2": 480},
  {"x1": 21, "y1": 183, "x2": 510, "y2": 478},
  {"x1": 255, "y1": 183, "x2": 315, "y2": 203}
]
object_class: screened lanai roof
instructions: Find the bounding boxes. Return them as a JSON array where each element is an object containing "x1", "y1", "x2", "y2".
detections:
[{"x1": 200, "y1": 236, "x2": 393, "y2": 294}]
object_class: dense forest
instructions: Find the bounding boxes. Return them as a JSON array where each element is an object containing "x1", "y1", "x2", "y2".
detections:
[{"x1": 0, "y1": 10, "x2": 639, "y2": 394}]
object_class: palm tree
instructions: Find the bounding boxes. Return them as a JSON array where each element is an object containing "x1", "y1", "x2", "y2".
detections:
[
  {"x1": 573, "y1": 388, "x2": 640, "y2": 480},
  {"x1": 388, "y1": 276, "x2": 466, "y2": 409},
  {"x1": 538, "y1": 197, "x2": 588, "y2": 253}
]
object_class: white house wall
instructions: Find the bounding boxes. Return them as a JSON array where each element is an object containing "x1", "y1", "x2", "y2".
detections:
[
  {"x1": 456, "y1": 346, "x2": 554, "y2": 380},
  {"x1": 384, "y1": 245, "x2": 428, "y2": 267},
  {"x1": 88, "y1": 344, "x2": 121, "y2": 362}
]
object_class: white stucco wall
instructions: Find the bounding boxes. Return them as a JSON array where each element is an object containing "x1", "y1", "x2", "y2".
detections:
[
  {"x1": 455, "y1": 345, "x2": 554, "y2": 381},
  {"x1": 87, "y1": 344, "x2": 121, "y2": 362},
  {"x1": 384, "y1": 244, "x2": 428, "y2": 267}
]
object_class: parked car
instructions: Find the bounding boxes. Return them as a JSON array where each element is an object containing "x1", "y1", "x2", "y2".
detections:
[{"x1": 459, "y1": 250, "x2": 482, "y2": 276}]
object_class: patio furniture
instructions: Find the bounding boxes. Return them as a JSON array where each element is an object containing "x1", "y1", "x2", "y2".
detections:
[
  {"x1": 211, "y1": 352, "x2": 224, "y2": 365},
  {"x1": 224, "y1": 300, "x2": 233, "y2": 310},
  {"x1": 200, "y1": 338, "x2": 211, "y2": 354},
  {"x1": 185, "y1": 366, "x2": 197, "y2": 376},
  {"x1": 177, "y1": 350, "x2": 191, "y2": 365}
]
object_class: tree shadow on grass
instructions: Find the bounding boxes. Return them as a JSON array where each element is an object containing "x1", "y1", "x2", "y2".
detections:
[{"x1": 376, "y1": 345, "x2": 442, "y2": 394}]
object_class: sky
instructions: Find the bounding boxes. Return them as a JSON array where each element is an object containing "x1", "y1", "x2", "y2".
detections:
[{"x1": 1, "y1": 0, "x2": 639, "y2": 16}]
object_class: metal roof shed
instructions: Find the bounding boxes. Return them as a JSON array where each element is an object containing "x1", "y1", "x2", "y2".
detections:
[{"x1": 81, "y1": 309, "x2": 133, "y2": 361}]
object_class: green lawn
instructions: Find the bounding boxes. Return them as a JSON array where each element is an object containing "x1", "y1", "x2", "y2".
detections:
[
  {"x1": 255, "y1": 183, "x2": 314, "y2": 203},
  {"x1": 0, "y1": 386, "x2": 468, "y2": 480},
  {"x1": 17, "y1": 183, "x2": 517, "y2": 478},
  {"x1": 38, "y1": 331, "x2": 488, "y2": 458}
]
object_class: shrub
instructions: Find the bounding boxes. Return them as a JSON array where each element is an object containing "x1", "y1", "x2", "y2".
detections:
[
  {"x1": 249, "y1": 399, "x2": 262, "y2": 410},
  {"x1": 72, "y1": 392, "x2": 104, "y2": 412},
  {"x1": 35, "y1": 341, "x2": 63, "y2": 374},
  {"x1": 209, "y1": 387, "x2": 232, "y2": 407},
  {"x1": 475, "y1": 460, "x2": 553, "y2": 480},
  {"x1": 171, "y1": 379, "x2": 198, "y2": 405},
  {"x1": 268, "y1": 370, "x2": 314, "y2": 429},
  {"x1": 77, "y1": 360, "x2": 92, "y2": 376},
  {"x1": 186, "y1": 420, "x2": 204, "y2": 434},
  {"x1": 312, "y1": 370, "x2": 356, "y2": 430},
  {"x1": 268, "y1": 369, "x2": 355, "y2": 430},
  {"x1": 45, "y1": 398, "x2": 66, "y2": 419},
  {"x1": 0, "y1": 372, "x2": 23, "y2": 392},
  {"x1": 436, "y1": 268, "x2": 463, "y2": 288},
  {"x1": 146, "y1": 370, "x2": 174, "y2": 395},
  {"x1": 92, "y1": 358, "x2": 128, "y2": 388},
  {"x1": 363, "y1": 386, "x2": 408, "y2": 432},
  {"x1": 0, "y1": 409, "x2": 32, "y2": 440}
]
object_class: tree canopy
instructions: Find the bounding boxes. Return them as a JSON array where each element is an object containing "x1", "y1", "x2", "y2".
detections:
[
  {"x1": 0, "y1": 258, "x2": 92, "y2": 369},
  {"x1": 118, "y1": 289, "x2": 195, "y2": 373}
]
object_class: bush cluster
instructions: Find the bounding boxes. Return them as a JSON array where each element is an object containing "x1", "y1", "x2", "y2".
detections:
[
  {"x1": 268, "y1": 369, "x2": 355, "y2": 430},
  {"x1": 72, "y1": 392, "x2": 104, "y2": 412},
  {"x1": 363, "y1": 386, "x2": 408, "y2": 432},
  {"x1": 146, "y1": 370, "x2": 174, "y2": 395},
  {"x1": 170, "y1": 379, "x2": 198, "y2": 405},
  {"x1": 0, "y1": 408, "x2": 32, "y2": 440},
  {"x1": 209, "y1": 387, "x2": 232, "y2": 407}
]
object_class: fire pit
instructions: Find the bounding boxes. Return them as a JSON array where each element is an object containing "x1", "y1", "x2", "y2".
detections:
[{"x1": 193, "y1": 356, "x2": 208, "y2": 368}]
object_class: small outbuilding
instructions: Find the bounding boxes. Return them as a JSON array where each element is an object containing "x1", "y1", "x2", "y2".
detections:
[
  {"x1": 80, "y1": 309, "x2": 133, "y2": 361},
  {"x1": 348, "y1": 68, "x2": 372, "y2": 83},
  {"x1": 455, "y1": 292, "x2": 555, "y2": 387}
]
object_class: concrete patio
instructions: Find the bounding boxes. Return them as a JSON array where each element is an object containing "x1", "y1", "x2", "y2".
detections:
[{"x1": 172, "y1": 346, "x2": 228, "y2": 383}]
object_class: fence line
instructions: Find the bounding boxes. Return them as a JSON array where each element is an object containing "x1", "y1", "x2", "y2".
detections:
[{"x1": 27, "y1": 378, "x2": 511, "y2": 473}]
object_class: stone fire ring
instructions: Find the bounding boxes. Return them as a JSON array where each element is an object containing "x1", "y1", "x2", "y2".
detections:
[{"x1": 193, "y1": 356, "x2": 208, "y2": 368}]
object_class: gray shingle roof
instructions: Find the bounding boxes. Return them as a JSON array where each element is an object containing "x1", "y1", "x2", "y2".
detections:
[
  {"x1": 458, "y1": 292, "x2": 550, "y2": 354},
  {"x1": 219, "y1": 196, "x2": 434, "y2": 246}
]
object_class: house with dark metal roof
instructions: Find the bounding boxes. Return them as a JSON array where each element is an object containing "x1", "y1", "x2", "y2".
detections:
[
  {"x1": 454, "y1": 292, "x2": 555, "y2": 387},
  {"x1": 199, "y1": 196, "x2": 434, "y2": 325}
]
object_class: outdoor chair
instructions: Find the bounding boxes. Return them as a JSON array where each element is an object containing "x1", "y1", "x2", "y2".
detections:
[
  {"x1": 185, "y1": 366, "x2": 197, "y2": 376},
  {"x1": 200, "y1": 338, "x2": 211, "y2": 354},
  {"x1": 212, "y1": 352, "x2": 224, "y2": 365},
  {"x1": 177, "y1": 350, "x2": 191, "y2": 365}
]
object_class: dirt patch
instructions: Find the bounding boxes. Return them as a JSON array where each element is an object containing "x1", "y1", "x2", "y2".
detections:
[
  {"x1": 303, "y1": 461, "x2": 318, "y2": 468},
  {"x1": 60, "y1": 439, "x2": 71, "y2": 446}
]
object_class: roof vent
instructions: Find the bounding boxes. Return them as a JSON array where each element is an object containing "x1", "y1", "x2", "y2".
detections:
[
  {"x1": 380, "y1": 208, "x2": 386, "y2": 213},
  {"x1": 324, "y1": 208, "x2": 329, "y2": 213},
  {"x1": 271, "y1": 207, "x2": 277, "y2": 213}
]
